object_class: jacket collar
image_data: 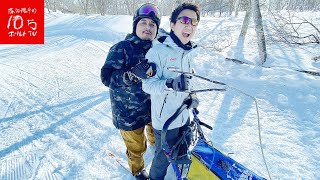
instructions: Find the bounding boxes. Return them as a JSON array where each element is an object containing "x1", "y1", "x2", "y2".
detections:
[
  {"x1": 155, "y1": 28, "x2": 197, "y2": 51},
  {"x1": 125, "y1": 33, "x2": 152, "y2": 50},
  {"x1": 169, "y1": 30, "x2": 193, "y2": 50}
]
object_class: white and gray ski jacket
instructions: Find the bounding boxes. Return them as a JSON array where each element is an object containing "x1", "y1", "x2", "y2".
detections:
[{"x1": 142, "y1": 31, "x2": 199, "y2": 130}]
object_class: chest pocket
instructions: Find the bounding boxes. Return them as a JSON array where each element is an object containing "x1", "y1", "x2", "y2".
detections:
[{"x1": 162, "y1": 56, "x2": 179, "y2": 78}]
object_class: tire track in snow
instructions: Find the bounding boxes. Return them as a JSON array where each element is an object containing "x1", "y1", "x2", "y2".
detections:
[
  {"x1": 2, "y1": 98, "x2": 15, "y2": 119},
  {"x1": 0, "y1": 93, "x2": 106, "y2": 160},
  {"x1": 0, "y1": 154, "x2": 38, "y2": 180},
  {"x1": 0, "y1": 60, "x2": 110, "y2": 124},
  {"x1": 0, "y1": 36, "x2": 80, "y2": 64},
  {"x1": 0, "y1": 62, "x2": 73, "y2": 96},
  {"x1": 0, "y1": 27, "x2": 115, "y2": 177},
  {"x1": 0, "y1": 60, "x2": 112, "y2": 178}
]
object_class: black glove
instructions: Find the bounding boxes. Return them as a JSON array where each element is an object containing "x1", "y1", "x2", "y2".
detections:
[
  {"x1": 184, "y1": 93, "x2": 199, "y2": 109},
  {"x1": 166, "y1": 74, "x2": 191, "y2": 91},
  {"x1": 130, "y1": 60, "x2": 157, "y2": 79},
  {"x1": 123, "y1": 70, "x2": 140, "y2": 83}
]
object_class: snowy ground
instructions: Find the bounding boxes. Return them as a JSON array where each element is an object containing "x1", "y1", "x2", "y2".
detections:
[{"x1": 0, "y1": 11, "x2": 319, "y2": 180}]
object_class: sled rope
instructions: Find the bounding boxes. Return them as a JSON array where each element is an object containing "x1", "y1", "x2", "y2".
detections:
[
  {"x1": 167, "y1": 67, "x2": 272, "y2": 180},
  {"x1": 227, "y1": 86, "x2": 272, "y2": 180}
]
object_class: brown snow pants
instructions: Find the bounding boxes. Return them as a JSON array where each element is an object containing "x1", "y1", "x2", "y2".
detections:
[{"x1": 120, "y1": 123, "x2": 155, "y2": 176}]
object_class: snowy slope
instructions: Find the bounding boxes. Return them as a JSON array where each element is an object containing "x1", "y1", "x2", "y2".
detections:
[{"x1": 0, "y1": 11, "x2": 319, "y2": 180}]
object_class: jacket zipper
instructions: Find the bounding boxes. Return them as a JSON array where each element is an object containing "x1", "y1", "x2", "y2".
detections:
[
  {"x1": 181, "y1": 52, "x2": 185, "y2": 72},
  {"x1": 159, "y1": 94, "x2": 168, "y2": 118}
]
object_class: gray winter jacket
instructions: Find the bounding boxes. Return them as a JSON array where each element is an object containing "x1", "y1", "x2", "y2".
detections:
[{"x1": 142, "y1": 30, "x2": 199, "y2": 130}]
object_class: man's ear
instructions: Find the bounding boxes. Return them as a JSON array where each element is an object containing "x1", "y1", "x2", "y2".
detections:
[{"x1": 170, "y1": 22, "x2": 175, "y2": 30}]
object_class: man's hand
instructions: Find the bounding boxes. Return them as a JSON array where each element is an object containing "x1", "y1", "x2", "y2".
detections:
[
  {"x1": 184, "y1": 93, "x2": 199, "y2": 109},
  {"x1": 166, "y1": 74, "x2": 192, "y2": 91},
  {"x1": 130, "y1": 60, "x2": 157, "y2": 79},
  {"x1": 123, "y1": 71, "x2": 140, "y2": 83}
]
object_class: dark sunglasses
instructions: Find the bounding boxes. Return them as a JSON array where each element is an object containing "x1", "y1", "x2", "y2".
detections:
[
  {"x1": 177, "y1": 16, "x2": 199, "y2": 26},
  {"x1": 137, "y1": 3, "x2": 161, "y2": 20}
]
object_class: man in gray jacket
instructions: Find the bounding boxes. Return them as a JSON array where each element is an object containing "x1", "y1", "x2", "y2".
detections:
[{"x1": 142, "y1": 3, "x2": 201, "y2": 180}]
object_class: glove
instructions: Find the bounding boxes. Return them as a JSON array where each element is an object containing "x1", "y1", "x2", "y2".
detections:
[
  {"x1": 166, "y1": 74, "x2": 191, "y2": 91},
  {"x1": 123, "y1": 70, "x2": 140, "y2": 83},
  {"x1": 184, "y1": 93, "x2": 199, "y2": 109},
  {"x1": 130, "y1": 59, "x2": 157, "y2": 79}
]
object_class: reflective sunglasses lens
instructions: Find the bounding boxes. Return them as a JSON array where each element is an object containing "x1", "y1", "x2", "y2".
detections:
[
  {"x1": 191, "y1": 18, "x2": 198, "y2": 26},
  {"x1": 178, "y1": 16, "x2": 198, "y2": 26},
  {"x1": 180, "y1": 16, "x2": 190, "y2": 24}
]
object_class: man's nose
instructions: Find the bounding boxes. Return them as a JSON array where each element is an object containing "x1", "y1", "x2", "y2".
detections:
[
  {"x1": 185, "y1": 22, "x2": 192, "y2": 27},
  {"x1": 184, "y1": 23, "x2": 192, "y2": 29},
  {"x1": 146, "y1": 24, "x2": 152, "y2": 29}
]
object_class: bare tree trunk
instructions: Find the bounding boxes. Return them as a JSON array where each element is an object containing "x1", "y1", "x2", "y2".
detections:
[
  {"x1": 52, "y1": 0, "x2": 56, "y2": 12},
  {"x1": 125, "y1": 0, "x2": 137, "y2": 15},
  {"x1": 176, "y1": 0, "x2": 183, "y2": 5},
  {"x1": 47, "y1": 0, "x2": 56, "y2": 12},
  {"x1": 268, "y1": 0, "x2": 271, "y2": 12},
  {"x1": 235, "y1": 0, "x2": 251, "y2": 60},
  {"x1": 45, "y1": 0, "x2": 51, "y2": 13},
  {"x1": 85, "y1": 0, "x2": 89, "y2": 15},
  {"x1": 239, "y1": 5, "x2": 251, "y2": 38},
  {"x1": 219, "y1": 0, "x2": 223, "y2": 17},
  {"x1": 96, "y1": 0, "x2": 106, "y2": 15},
  {"x1": 235, "y1": 0, "x2": 241, "y2": 17},
  {"x1": 229, "y1": 0, "x2": 234, "y2": 16},
  {"x1": 91, "y1": 0, "x2": 97, "y2": 14},
  {"x1": 78, "y1": 0, "x2": 88, "y2": 15},
  {"x1": 251, "y1": 0, "x2": 267, "y2": 64}
]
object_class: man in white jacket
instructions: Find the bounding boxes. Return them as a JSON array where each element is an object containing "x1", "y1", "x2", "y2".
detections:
[{"x1": 142, "y1": 3, "x2": 201, "y2": 180}]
